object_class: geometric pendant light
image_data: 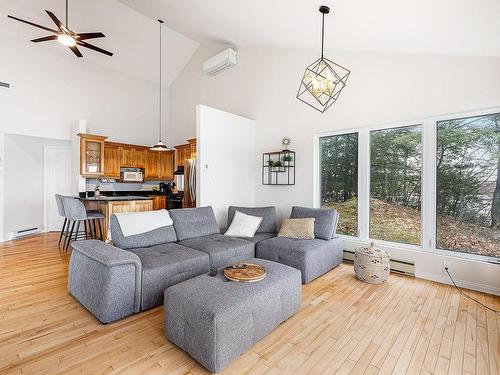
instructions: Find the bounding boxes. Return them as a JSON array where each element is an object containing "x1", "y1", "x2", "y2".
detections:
[
  {"x1": 150, "y1": 19, "x2": 171, "y2": 151},
  {"x1": 296, "y1": 6, "x2": 350, "y2": 113}
]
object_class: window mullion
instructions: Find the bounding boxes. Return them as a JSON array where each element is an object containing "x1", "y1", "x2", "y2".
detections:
[
  {"x1": 358, "y1": 129, "x2": 370, "y2": 241},
  {"x1": 422, "y1": 120, "x2": 437, "y2": 250}
]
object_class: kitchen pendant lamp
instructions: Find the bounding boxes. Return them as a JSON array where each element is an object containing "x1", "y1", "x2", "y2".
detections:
[
  {"x1": 296, "y1": 6, "x2": 350, "y2": 113},
  {"x1": 150, "y1": 19, "x2": 170, "y2": 151}
]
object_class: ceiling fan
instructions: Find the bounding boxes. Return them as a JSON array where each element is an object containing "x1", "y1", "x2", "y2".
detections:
[{"x1": 7, "y1": 0, "x2": 113, "y2": 58}]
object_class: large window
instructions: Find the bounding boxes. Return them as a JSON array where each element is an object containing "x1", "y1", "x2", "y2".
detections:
[
  {"x1": 316, "y1": 109, "x2": 500, "y2": 261},
  {"x1": 436, "y1": 113, "x2": 500, "y2": 258},
  {"x1": 320, "y1": 133, "x2": 358, "y2": 236},
  {"x1": 370, "y1": 125, "x2": 422, "y2": 245}
]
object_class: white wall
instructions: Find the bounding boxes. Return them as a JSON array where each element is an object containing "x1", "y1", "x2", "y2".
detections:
[
  {"x1": 169, "y1": 45, "x2": 500, "y2": 294},
  {"x1": 3, "y1": 134, "x2": 70, "y2": 239},
  {"x1": 0, "y1": 0, "x2": 199, "y2": 241},
  {"x1": 196, "y1": 105, "x2": 256, "y2": 226}
]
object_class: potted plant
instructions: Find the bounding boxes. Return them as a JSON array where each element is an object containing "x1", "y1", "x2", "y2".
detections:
[{"x1": 282, "y1": 154, "x2": 293, "y2": 165}]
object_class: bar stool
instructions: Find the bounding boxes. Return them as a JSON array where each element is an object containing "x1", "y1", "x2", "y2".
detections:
[
  {"x1": 55, "y1": 194, "x2": 68, "y2": 248},
  {"x1": 61, "y1": 197, "x2": 105, "y2": 251}
]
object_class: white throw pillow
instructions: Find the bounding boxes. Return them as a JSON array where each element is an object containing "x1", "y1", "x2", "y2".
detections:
[{"x1": 224, "y1": 210, "x2": 263, "y2": 238}]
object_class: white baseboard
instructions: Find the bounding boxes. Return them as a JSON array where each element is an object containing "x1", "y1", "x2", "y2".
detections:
[{"x1": 416, "y1": 271, "x2": 500, "y2": 297}]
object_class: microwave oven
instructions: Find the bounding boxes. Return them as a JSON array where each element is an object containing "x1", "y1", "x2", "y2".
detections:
[{"x1": 120, "y1": 167, "x2": 144, "y2": 183}]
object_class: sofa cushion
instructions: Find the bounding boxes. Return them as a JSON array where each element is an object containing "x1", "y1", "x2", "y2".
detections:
[
  {"x1": 128, "y1": 243, "x2": 209, "y2": 309},
  {"x1": 178, "y1": 234, "x2": 255, "y2": 269},
  {"x1": 290, "y1": 206, "x2": 339, "y2": 240},
  {"x1": 110, "y1": 214, "x2": 177, "y2": 250},
  {"x1": 228, "y1": 206, "x2": 277, "y2": 233},
  {"x1": 225, "y1": 210, "x2": 263, "y2": 238},
  {"x1": 256, "y1": 236, "x2": 343, "y2": 283},
  {"x1": 278, "y1": 218, "x2": 315, "y2": 239},
  {"x1": 239, "y1": 232, "x2": 276, "y2": 243},
  {"x1": 169, "y1": 206, "x2": 220, "y2": 241}
]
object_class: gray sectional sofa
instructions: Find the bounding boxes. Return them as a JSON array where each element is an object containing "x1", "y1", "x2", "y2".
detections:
[{"x1": 68, "y1": 205, "x2": 343, "y2": 324}]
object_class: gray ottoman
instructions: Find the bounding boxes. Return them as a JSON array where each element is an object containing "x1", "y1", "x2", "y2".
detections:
[{"x1": 163, "y1": 258, "x2": 301, "y2": 373}]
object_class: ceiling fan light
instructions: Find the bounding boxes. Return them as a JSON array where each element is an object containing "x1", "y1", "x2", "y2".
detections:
[
  {"x1": 150, "y1": 140, "x2": 170, "y2": 151},
  {"x1": 57, "y1": 33, "x2": 76, "y2": 47}
]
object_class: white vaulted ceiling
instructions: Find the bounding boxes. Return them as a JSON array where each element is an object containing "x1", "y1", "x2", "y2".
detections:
[
  {"x1": 0, "y1": 0, "x2": 199, "y2": 84},
  {"x1": 118, "y1": 0, "x2": 500, "y2": 57}
]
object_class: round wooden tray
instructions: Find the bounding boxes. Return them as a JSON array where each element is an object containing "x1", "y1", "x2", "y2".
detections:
[{"x1": 223, "y1": 263, "x2": 267, "y2": 282}]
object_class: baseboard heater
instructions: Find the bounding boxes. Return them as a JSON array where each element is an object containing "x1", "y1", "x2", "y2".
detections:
[
  {"x1": 343, "y1": 250, "x2": 415, "y2": 276},
  {"x1": 9, "y1": 227, "x2": 42, "y2": 240}
]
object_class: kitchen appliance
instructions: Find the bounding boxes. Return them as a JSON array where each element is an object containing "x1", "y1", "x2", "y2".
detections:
[
  {"x1": 184, "y1": 159, "x2": 197, "y2": 207},
  {"x1": 173, "y1": 166, "x2": 184, "y2": 191},
  {"x1": 159, "y1": 182, "x2": 171, "y2": 194},
  {"x1": 120, "y1": 167, "x2": 144, "y2": 183}
]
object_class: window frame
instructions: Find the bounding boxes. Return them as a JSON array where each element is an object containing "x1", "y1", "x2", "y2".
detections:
[{"x1": 313, "y1": 106, "x2": 500, "y2": 263}]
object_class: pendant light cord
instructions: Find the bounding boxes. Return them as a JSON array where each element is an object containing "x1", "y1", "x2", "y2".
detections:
[
  {"x1": 66, "y1": 0, "x2": 68, "y2": 28},
  {"x1": 321, "y1": 12, "x2": 325, "y2": 59},
  {"x1": 158, "y1": 19, "x2": 163, "y2": 142}
]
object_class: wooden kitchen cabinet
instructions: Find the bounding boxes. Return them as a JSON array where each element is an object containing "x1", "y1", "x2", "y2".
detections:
[
  {"x1": 121, "y1": 146, "x2": 136, "y2": 167},
  {"x1": 145, "y1": 151, "x2": 160, "y2": 179},
  {"x1": 84, "y1": 138, "x2": 175, "y2": 181},
  {"x1": 158, "y1": 152, "x2": 174, "y2": 180},
  {"x1": 135, "y1": 149, "x2": 147, "y2": 168},
  {"x1": 151, "y1": 195, "x2": 166, "y2": 210},
  {"x1": 175, "y1": 138, "x2": 196, "y2": 169},
  {"x1": 83, "y1": 198, "x2": 154, "y2": 240},
  {"x1": 103, "y1": 144, "x2": 121, "y2": 178},
  {"x1": 79, "y1": 133, "x2": 107, "y2": 177}
]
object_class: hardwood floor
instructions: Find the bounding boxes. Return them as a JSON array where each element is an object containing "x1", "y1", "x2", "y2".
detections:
[{"x1": 0, "y1": 233, "x2": 498, "y2": 374}]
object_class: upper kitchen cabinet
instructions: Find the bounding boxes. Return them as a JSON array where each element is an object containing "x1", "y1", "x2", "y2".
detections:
[
  {"x1": 145, "y1": 151, "x2": 160, "y2": 179},
  {"x1": 82, "y1": 136, "x2": 175, "y2": 180},
  {"x1": 79, "y1": 133, "x2": 107, "y2": 178},
  {"x1": 121, "y1": 146, "x2": 136, "y2": 167},
  {"x1": 158, "y1": 151, "x2": 175, "y2": 180},
  {"x1": 103, "y1": 143, "x2": 121, "y2": 178},
  {"x1": 175, "y1": 139, "x2": 196, "y2": 168}
]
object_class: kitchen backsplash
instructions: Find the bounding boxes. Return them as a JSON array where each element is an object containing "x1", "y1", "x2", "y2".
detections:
[{"x1": 85, "y1": 178, "x2": 173, "y2": 192}]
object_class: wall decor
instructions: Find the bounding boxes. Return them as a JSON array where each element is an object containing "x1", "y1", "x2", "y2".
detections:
[
  {"x1": 296, "y1": 5, "x2": 350, "y2": 113},
  {"x1": 262, "y1": 150, "x2": 295, "y2": 185}
]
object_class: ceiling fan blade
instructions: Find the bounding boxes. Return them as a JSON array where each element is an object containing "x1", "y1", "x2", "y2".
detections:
[
  {"x1": 69, "y1": 45, "x2": 83, "y2": 57},
  {"x1": 7, "y1": 15, "x2": 59, "y2": 33},
  {"x1": 45, "y1": 10, "x2": 64, "y2": 31},
  {"x1": 76, "y1": 41, "x2": 113, "y2": 56},
  {"x1": 76, "y1": 32, "x2": 105, "y2": 40},
  {"x1": 31, "y1": 35, "x2": 58, "y2": 43}
]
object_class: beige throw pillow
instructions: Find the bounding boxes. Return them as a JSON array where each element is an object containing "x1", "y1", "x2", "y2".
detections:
[{"x1": 278, "y1": 218, "x2": 315, "y2": 239}]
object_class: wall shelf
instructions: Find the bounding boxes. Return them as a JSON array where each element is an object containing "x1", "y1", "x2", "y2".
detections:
[{"x1": 262, "y1": 150, "x2": 295, "y2": 185}]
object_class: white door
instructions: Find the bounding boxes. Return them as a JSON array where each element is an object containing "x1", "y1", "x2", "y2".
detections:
[{"x1": 44, "y1": 146, "x2": 73, "y2": 232}]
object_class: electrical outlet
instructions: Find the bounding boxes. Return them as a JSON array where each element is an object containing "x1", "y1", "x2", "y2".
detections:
[{"x1": 442, "y1": 261, "x2": 450, "y2": 274}]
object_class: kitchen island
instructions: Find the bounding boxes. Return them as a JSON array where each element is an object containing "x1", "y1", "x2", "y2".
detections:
[{"x1": 80, "y1": 196, "x2": 153, "y2": 240}]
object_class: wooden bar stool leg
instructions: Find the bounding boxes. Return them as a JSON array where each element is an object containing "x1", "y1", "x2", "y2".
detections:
[
  {"x1": 58, "y1": 218, "x2": 67, "y2": 247},
  {"x1": 98, "y1": 219, "x2": 103, "y2": 241},
  {"x1": 91, "y1": 219, "x2": 97, "y2": 239}
]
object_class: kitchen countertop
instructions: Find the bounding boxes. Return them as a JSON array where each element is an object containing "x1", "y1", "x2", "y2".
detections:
[{"x1": 78, "y1": 196, "x2": 153, "y2": 201}]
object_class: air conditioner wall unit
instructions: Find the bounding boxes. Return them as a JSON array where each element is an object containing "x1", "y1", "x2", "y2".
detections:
[{"x1": 203, "y1": 48, "x2": 237, "y2": 76}]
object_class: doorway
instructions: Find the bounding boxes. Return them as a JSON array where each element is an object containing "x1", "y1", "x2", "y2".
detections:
[{"x1": 44, "y1": 146, "x2": 72, "y2": 232}]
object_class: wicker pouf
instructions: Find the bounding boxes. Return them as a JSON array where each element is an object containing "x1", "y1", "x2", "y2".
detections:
[{"x1": 354, "y1": 242, "x2": 390, "y2": 284}]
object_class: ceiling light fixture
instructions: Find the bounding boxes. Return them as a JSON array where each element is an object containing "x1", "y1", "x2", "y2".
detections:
[
  {"x1": 296, "y1": 5, "x2": 350, "y2": 113},
  {"x1": 150, "y1": 19, "x2": 170, "y2": 152},
  {"x1": 7, "y1": 0, "x2": 112, "y2": 58}
]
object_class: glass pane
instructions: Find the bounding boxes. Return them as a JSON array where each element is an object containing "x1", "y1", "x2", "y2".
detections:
[
  {"x1": 86, "y1": 141, "x2": 101, "y2": 173},
  {"x1": 370, "y1": 125, "x2": 422, "y2": 245},
  {"x1": 320, "y1": 133, "x2": 358, "y2": 236},
  {"x1": 436, "y1": 113, "x2": 500, "y2": 258}
]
